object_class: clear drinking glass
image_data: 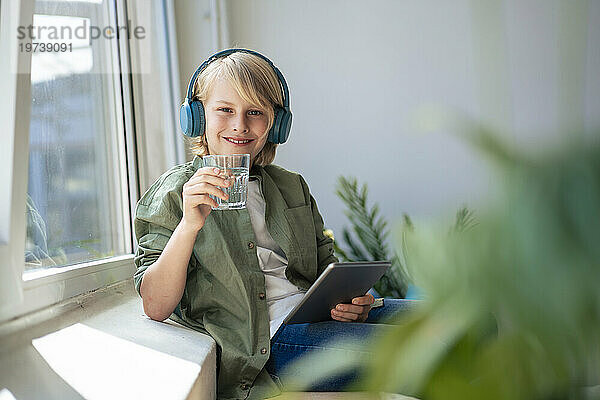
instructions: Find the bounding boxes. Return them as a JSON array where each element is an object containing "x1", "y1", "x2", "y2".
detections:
[{"x1": 202, "y1": 154, "x2": 250, "y2": 210}]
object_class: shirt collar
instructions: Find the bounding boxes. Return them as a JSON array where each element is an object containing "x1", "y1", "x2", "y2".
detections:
[
  {"x1": 192, "y1": 155, "x2": 202, "y2": 171},
  {"x1": 250, "y1": 163, "x2": 262, "y2": 181}
]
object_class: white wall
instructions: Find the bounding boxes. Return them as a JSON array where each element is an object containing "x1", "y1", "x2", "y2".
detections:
[{"x1": 177, "y1": 0, "x2": 600, "y2": 241}]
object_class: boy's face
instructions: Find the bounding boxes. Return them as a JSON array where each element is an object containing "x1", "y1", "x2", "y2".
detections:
[{"x1": 203, "y1": 78, "x2": 270, "y2": 164}]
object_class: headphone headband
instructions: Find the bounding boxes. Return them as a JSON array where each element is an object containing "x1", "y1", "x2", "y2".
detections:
[{"x1": 184, "y1": 48, "x2": 290, "y2": 108}]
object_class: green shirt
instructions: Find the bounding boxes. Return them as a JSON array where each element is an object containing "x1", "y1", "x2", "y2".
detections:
[{"x1": 133, "y1": 156, "x2": 338, "y2": 399}]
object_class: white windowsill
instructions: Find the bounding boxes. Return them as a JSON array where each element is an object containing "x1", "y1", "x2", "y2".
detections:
[{"x1": 0, "y1": 278, "x2": 217, "y2": 400}]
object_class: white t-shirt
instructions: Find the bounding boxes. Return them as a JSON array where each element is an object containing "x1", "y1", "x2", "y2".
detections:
[{"x1": 247, "y1": 179, "x2": 306, "y2": 338}]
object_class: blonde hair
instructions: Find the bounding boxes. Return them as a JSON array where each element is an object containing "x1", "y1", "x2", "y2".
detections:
[{"x1": 186, "y1": 50, "x2": 284, "y2": 166}]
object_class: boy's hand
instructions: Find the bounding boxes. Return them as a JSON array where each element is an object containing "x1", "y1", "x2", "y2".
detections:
[
  {"x1": 181, "y1": 167, "x2": 230, "y2": 231},
  {"x1": 330, "y1": 293, "x2": 375, "y2": 322}
]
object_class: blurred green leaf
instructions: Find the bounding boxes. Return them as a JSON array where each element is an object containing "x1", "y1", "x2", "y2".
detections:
[{"x1": 303, "y1": 122, "x2": 600, "y2": 400}]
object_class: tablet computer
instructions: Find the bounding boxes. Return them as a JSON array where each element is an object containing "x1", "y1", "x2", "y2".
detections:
[{"x1": 283, "y1": 261, "x2": 390, "y2": 325}]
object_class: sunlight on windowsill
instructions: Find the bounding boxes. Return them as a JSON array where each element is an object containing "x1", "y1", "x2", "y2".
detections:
[{"x1": 31, "y1": 323, "x2": 200, "y2": 400}]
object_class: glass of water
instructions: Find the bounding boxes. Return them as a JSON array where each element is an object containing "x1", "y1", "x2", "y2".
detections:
[{"x1": 202, "y1": 154, "x2": 250, "y2": 210}]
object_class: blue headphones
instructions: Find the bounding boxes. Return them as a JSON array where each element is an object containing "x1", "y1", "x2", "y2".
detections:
[{"x1": 179, "y1": 48, "x2": 292, "y2": 144}]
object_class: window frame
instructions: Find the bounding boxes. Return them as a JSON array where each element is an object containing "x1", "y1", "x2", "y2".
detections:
[{"x1": 0, "y1": 0, "x2": 34, "y2": 321}]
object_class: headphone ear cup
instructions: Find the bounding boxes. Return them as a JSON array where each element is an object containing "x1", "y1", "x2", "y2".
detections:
[
  {"x1": 180, "y1": 102, "x2": 193, "y2": 137},
  {"x1": 268, "y1": 108, "x2": 282, "y2": 143},
  {"x1": 279, "y1": 109, "x2": 292, "y2": 144},
  {"x1": 180, "y1": 101, "x2": 206, "y2": 137},
  {"x1": 269, "y1": 107, "x2": 292, "y2": 144},
  {"x1": 189, "y1": 100, "x2": 206, "y2": 137}
]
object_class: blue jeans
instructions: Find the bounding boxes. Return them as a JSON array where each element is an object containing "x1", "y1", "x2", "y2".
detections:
[{"x1": 264, "y1": 299, "x2": 417, "y2": 392}]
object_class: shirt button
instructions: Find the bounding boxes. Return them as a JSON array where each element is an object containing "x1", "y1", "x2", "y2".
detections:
[
  {"x1": 248, "y1": 241, "x2": 255, "y2": 249},
  {"x1": 240, "y1": 383, "x2": 249, "y2": 390},
  {"x1": 259, "y1": 293, "x2": 265, "y2": 300},
  {"x1": 260, "y1": 347, "x2": 267, "y2": 355}
]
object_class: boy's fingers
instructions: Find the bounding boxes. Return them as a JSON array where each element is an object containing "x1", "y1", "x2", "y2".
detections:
[
  {"x1": 331, "y1": 309, "x2": 354, "y2": 322},
  {"x1": 336, "y1": 303, "x2": 365, "y2": 314},
  {"x1": 333, "y1": 309, "x2": 358, "y2": 320},
  {"x1": 188, "y1": 174, "x2": 230, "y2": 187},
  {"x1": 185, "y1": 182, "x2": 229, "y2": 201},
  {"x1": 194, "y1": 166, "x2": 223, "y2": 176},
  {"x1": 351, "y1": 294, "x2": 375, "y2": 306}
]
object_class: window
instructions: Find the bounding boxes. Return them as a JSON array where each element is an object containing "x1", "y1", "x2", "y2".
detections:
[
  {"x1": 0, "y1": 0, "x2": 181, "y2": 323},
  {"x1": 24, "y1": 1, "x2": 130, "y2": 274}
]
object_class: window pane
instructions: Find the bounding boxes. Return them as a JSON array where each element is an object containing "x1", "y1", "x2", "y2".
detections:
[{"x1": 24, "y1": 0, "x2": 129, "y2": 273}]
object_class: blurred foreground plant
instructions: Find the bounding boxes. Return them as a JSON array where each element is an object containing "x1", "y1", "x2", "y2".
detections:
[{"x1": 287, "y1": 123, "x2": 600, "y2": 400}]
